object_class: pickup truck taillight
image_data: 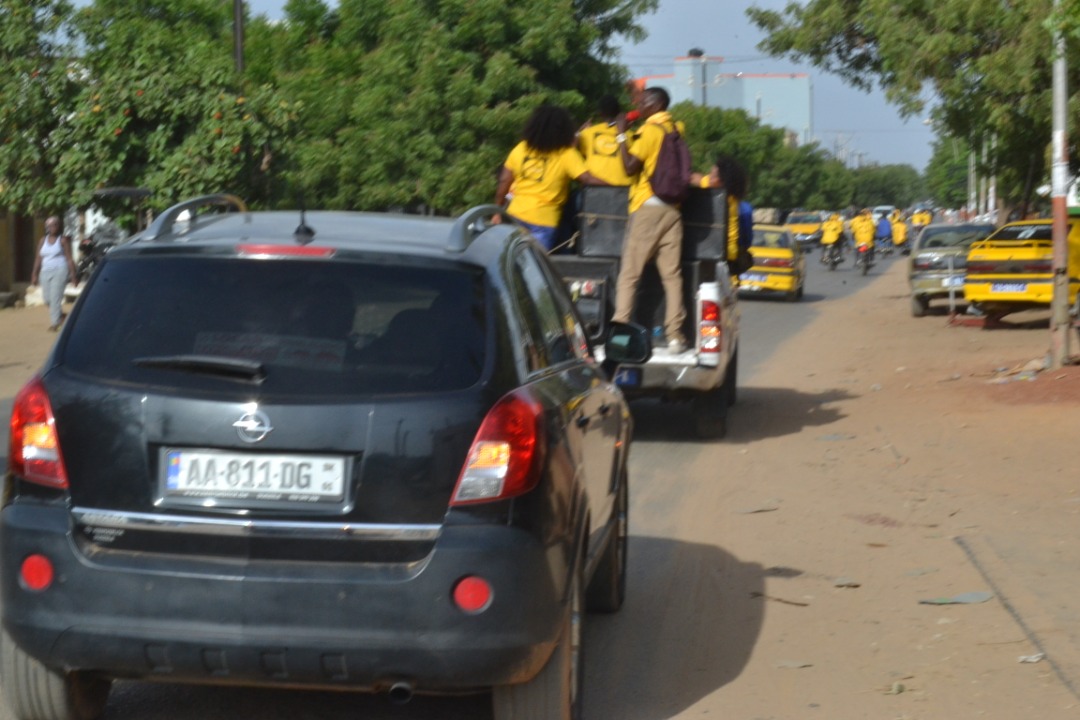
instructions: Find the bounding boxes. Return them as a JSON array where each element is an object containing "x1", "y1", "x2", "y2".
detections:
[
  {"x1": 699, "y1": 300, "x2": 722, "y2": 353},
  {"x1": 9, "y1": 377, "x2": 69, "y2": 489},
  {"x1": 450, "y1": 389, "x2": 546, "y2": 505}
]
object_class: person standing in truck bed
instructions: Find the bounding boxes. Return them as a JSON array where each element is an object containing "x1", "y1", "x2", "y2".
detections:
[
  {"x1": 577, "y1": 95, "x2": 634, "y2": 188},
  {"x1": 610, "y1": 87, "x2": 688, "y2": 353},
  {"x1": 493, "y1": 105, "x2": 610, "y2": 251}
]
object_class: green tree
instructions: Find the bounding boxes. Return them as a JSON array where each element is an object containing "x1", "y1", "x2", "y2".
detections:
[
  {"x1": 51, "y1": 0, "x2": 296, "y2": 213},
  {"x1": 248, "y1": 0, "x2": 657, "y2": 212},
  {"x1": 746, "y1": 0, "x2": 1080, "y2": 209},
  {"x1": 924, "y1": 136, "x2": 969, "y2": 208},
  {"x1": 849, "y1": 164, "x2": 923, "y2": 209},
  {"x1": 0, "y1": 0, "x2": 79, "y2": 214}
]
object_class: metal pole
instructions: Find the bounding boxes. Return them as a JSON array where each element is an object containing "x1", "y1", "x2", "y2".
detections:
[
  {"x1": 1050, "y1": 1, "x2": 1070, "y2": 368},
  {"x1": 233, "y1": 0, "x2": 245, "y2": 74}
]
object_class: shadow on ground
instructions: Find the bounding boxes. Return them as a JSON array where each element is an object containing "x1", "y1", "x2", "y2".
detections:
[{"x1": 630, "y1": 387, "x2": 854, "y2": 443}]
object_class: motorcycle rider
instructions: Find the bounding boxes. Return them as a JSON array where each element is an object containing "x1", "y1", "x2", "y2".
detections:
[
  {"x1": 875, "y1": 211, "x2": 893, "y2": 256},
  {"x1": 820, "y1": 213, "x2": 845, "y2": 265},
  {"x1": 850, "y1": 208, "x2": 876, "y2": 268}
]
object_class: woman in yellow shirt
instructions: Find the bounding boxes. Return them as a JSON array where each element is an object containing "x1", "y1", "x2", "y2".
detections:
[{"x1": 494, "y1": 105, "x2": 609, "y2": 250}]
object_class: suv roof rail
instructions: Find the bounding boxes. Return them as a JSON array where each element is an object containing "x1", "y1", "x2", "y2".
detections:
[
  {"x1": 141, "y1": 194, "x2": 248, "y2": 241},
  {"x1": 446, "y1": 205, "x2": 503, "y2": 253}
]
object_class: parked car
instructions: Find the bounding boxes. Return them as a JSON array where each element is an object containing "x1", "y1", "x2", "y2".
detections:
[
  {"x1": 783, "y1": 210, "x2": 824, "y2": 251},
  {"x1": 964, "y1": 217, "x2": 1080, "y2": 319},
  {"x1": 739, "y1": 224, "x2": 806, "y2": 302},
  {"x1": 3, "y1": 195, "x2": 648, "y2": 720},
  {"x1": 909, "y1": 222, "x2": 996, "y2": 316}
]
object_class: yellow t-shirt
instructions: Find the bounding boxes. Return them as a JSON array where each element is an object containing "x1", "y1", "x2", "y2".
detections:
[
  {"x1": 504, "y1": 142, "x2": 588, "y2": 227},
  {"x1": 626, "y1": 112, "x2": 683, "y2": 214},
  {"x1": 578, "y1": 122, "x2": 632, "y2": 187},
  {"x1": 821, "y1": 218, "x2": 844, "y2": 245},
  {"x1": 851, "y1": 215, "x2": 875, "y2": 246}
]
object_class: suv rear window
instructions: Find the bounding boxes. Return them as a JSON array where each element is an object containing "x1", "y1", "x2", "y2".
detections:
[{"x1": 63, "y1": 255, "x2": 486, "y2": 396}]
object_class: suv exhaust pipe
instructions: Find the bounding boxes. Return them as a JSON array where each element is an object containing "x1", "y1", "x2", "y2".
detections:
[{"x1": 388, "y1": 681, "x2": 414, "y2": 705}]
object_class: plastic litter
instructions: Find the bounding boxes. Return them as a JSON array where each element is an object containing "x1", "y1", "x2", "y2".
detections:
[
  {"x1": 1018, "y1": 653, "x2": 1045, "y2": 663},
  {"x1": 918, "y1": 591, "x2": 993, "y2": 605}
]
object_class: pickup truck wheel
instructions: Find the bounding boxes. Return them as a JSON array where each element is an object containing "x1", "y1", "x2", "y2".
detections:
[
  {"x1": 586, "y1": 473, "x2": 628, "y2": 613},
  {"x1": 911, "y1": 294, "x2": 929, "y2": 317},
  {"x1": 492, "y1": 564, "x2": 584, "y2": 720},
  {"x1": 692, "y1": 385, "x2": 729, "y2": 440},
  {"x1": 1, "y1": 629, "x2": 110, "y2": 720}
]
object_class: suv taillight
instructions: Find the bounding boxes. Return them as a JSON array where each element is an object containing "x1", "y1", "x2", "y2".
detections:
[
  {"x1": 699, "y1": 300, "x2": 721, "y2": 353},
  {"x1": 9, "y1": 377, "x2": 69, "y2": 489},
  {"x1": 450, "y1": 389, "x2": 546, "y2": 505}
]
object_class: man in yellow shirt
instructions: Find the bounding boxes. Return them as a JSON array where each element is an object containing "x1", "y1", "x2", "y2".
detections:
[
  {"x1": 820, "y1": 213, "x2": 845, "y2": 265},
  {"x1": 850, "y1": 208, "x2": 876, "y2": 267},
  {"x1": 577, "y1": 95, "x2": 634, "y2": 187},
  {"x1": 610, "y1": 87, "x2": 688, "y2": 353},
  {"x1": 493, "y1": 105, "x2": 609, "y2": 250}
]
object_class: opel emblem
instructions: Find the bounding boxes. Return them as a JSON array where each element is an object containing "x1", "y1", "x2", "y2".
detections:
[{"x1": 234, "y1": 410, "x2": 273, "y2": 443}]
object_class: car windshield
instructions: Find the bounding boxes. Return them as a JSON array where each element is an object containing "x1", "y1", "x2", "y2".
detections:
[
  {"x1": 752, "y1": 229, "x2": 791, "y2": 248},
  {"x1": 63, "y1": 255, "x2": 487, "y2": 396},
  {"x1": 786, "y1": 213, "x2": 818, "y2": 224},
  {"x1": 918, "y1": 225, "x2": 996, "y2": 248}
]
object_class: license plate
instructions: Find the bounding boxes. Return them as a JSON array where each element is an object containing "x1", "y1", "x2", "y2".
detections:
[
  {"x1": 942, "y1": 276, "x2": 964, "y2": 288},
  {"x1": 991, "y1": 282, "x2": 1027, "y2": 293},
  {"x1": 741, "y1": 273, "x2": 767, "y2": 283},
  {"x1": 164, "y1": 449, "x2": 346, "y2": 506},
  {"x1": 613, "y1": 367, "x2": 641, "y2": 388}
]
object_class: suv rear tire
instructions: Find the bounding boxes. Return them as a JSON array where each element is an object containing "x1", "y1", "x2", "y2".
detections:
[
  {"x1": 586, "y1": 475, "x2": 628, "y2": 613},
  {"x1": 1, "y1": 629, "x2": 110, "y2": 720},
  {"x1": 492, "y1": 564, "x2": 584, "y2": 720}
]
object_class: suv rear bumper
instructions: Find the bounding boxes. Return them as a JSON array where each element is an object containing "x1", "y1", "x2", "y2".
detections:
[{"x1": 1, "y1": 502, "x2": 566, "y2": 692}]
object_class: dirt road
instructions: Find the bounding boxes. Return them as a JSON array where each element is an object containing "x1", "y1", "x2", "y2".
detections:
[{"x1": 1, "y1": 257, "x2": 1079, "y2": 718}]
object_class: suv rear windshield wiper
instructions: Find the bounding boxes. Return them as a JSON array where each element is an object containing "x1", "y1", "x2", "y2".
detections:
[{"x1": 133, "y1": 355, "x2": 267, "y2": 383}]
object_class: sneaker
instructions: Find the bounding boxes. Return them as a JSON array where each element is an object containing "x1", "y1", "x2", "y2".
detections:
[{"x1": 667, "y1": 338, "x2": 686, "y2": 354}]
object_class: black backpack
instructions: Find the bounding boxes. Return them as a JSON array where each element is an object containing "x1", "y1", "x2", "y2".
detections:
[{"x1": 648, "y1": 125, "x2": 692, "y2": 205}]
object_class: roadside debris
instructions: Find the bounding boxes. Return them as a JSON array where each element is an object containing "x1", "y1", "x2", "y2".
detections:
[
  {"x1": 918, "y1": 591, "x2": 993, "y2": 605},
  {"x1": 832, "y1": 577, "x2": 861, "y2": 588},
  {"x1": 817, "y1": 432, "x2": 855, "y2": 441},
  {"x1": 736, "y1": 503, "x2": 780, "y2": 514},
  {"x1": 885, "y1": 681, "x2": 906, "y2": 695},
  {"x1": 987, "y1": 357, "x2": 1050, "y2": 384},
  {"x1": 776, "y1": 660, "x2": 813, "y2": 669},
  {"x1": 1018, "y1": 653, "x2": 1046, "y2": 664}
]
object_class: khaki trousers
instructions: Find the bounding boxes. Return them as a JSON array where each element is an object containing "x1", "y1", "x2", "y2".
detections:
[{"x1": 612, "y1": 203, "x2": 686, "y2": 343}]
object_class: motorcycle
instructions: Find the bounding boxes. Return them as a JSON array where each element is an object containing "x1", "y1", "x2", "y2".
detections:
[
  {"x1": 855, "y1": 245, "x2": 874, "y2": 276},
  {"x1": 820, "y1": 242, "x2": 844, "y2": 271},
  {"x1": 76, "y1": 230, "x2": 119, "y2": 282}
]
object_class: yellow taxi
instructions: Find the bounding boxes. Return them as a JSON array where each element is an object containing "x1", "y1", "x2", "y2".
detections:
[
  {"x1": 739, "y1": 224, "x2": 806, "y2": 301},
  {"x1": 964, "y1": 218, "x2": 1080, "y2": 317},
  {"x1": 783, "y1": 210, "x2": 824, "y2": 251}
]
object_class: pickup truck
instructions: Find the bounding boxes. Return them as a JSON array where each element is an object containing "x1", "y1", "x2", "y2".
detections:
[
  {"x1": 548, "y1": 186, "x2": 740, "y2": 439},
  {"x1": 964, "y1": 218, "x2": 1080, "y2": 319}
]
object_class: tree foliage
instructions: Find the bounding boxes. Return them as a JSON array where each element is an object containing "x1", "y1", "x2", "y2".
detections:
[
  {"x1": 746, "y1": 0, "x2": 1080, "y2": 208},
  {"x1": 0, "y1": 0, "x2": 79, "y2": 214}
]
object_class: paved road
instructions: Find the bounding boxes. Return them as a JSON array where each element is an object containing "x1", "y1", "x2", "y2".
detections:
[{"x1": 0, "y1": 251, "x2": 904, "y2": 719}]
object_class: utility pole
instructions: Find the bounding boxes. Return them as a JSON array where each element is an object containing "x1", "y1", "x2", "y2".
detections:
[
  {"x1": 233, "y1": 0, "x2": 245, "y2": 74},
  {"x1": 1050, "y1": 0, "x2": 1070, "y2": 368}
]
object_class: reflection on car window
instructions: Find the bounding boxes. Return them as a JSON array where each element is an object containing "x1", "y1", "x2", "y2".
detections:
[
  {"x1": 512, "y1": 248, "x2": 576, "y2": 371},
  {"x1": 63, "y1": 256, "x2": 487, "y2": 395},
  {"x1": 989, "y1": 225, "x2": 1053, "y2": 241}
]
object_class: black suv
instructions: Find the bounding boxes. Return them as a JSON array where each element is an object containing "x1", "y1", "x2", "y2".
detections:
[{"x1": 3, "y1": 195, "x2": 649, "y2": 720}]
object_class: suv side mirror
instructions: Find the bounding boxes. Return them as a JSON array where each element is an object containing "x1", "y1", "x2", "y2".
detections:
[{"x1": 604, "y1": 322, "x2": 652, "y2": 364}]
